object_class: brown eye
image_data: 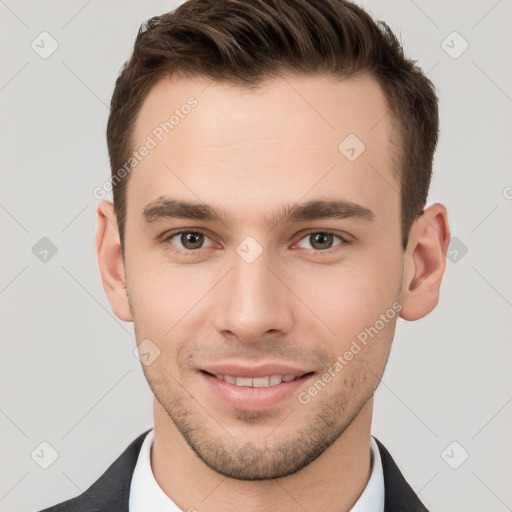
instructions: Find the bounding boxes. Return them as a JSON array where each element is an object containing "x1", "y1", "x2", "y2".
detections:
[
  {"x1": 180, "y1": 232, "x2": 204, "y2": 250},
  {"x1": 296, "y1": 231, "x2": 347, "y2": 251},
  {"x1": 166, "y1": 231, "x2": 211, "y2": 251},
  {"x1": 310, "y1": 233, "x2": 334, "y2": 250}
]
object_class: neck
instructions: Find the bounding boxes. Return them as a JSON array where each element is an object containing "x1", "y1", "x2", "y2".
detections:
[{"x1": 151, "y1": 398, "x2": 374, "y2": 512}]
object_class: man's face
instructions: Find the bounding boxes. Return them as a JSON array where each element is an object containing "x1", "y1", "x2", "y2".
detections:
[{"x1": 123, "y1": 73, "x2": 404, "y2": 479}]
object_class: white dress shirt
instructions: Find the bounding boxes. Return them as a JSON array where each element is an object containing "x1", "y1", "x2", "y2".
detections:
[{"x1": 129, "y1": 429, "x2": 385, "y2": 512}]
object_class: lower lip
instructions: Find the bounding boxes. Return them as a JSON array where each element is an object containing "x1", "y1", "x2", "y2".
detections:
[{"x1": 201, "y1": 371, "x2": 313, "y2": 410}]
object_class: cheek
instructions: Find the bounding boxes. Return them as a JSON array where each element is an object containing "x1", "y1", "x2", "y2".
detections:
[
  {"x1": 126, "y1": 256, "x2": 217, "y2": 369},
  {"x1": 290, "y1": 254, "x2": 402, "y2": 344},
  {"x1": 126, "y1": 250, "x2": 212, "y2": 326}
]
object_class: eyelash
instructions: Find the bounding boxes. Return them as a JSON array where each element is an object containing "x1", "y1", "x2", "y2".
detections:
[{"x1": 162, "y1": 229, "x2": 352, "y2": 254}]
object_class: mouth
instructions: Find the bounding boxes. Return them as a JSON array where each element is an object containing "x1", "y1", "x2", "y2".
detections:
[
  {"x1": 199, "y1": 367, "x2": 315, "y2": 410},
  {"x1": 202, "y1": 371, "x2": 310, "y2": 387}
]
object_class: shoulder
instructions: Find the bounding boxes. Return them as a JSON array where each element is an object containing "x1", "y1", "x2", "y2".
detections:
[{"x1": 36, "y1": 429, "x2": 151, "y2": 512}]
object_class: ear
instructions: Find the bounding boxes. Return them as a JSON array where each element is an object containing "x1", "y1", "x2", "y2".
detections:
[
  {"x1": 400, "y1": 203, "x2": 451, "y2": 321},
  {"x1": 95, "y1": 200, "x2": 133, "y2": 322}
]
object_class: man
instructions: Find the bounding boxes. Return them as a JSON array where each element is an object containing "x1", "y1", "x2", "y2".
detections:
[{"x1": 39, "y1": 0, "x2": 450, "y2": 510}]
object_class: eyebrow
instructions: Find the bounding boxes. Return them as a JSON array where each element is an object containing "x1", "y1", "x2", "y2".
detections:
[{"x1": 141, "y1": 196, "x2": 376, "y2": 228}]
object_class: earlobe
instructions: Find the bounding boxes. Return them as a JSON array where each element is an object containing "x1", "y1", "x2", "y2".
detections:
[
  {"x1": 95, "y1": 200, "x2": 133, "y2": 322},
  {"x1": 399, "y1": 203, "x2": 451, "y2": 321}
]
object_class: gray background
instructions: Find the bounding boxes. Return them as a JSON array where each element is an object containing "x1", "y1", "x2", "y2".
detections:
[{"x1": 1, "y1": 1, "x2": 511, "y2": 511}]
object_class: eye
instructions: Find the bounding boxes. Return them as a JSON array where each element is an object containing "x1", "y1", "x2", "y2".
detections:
[
  {"x1": 164, "y1": 230, "x2": 214, "y2": 252},
  {"x1": 295, "y1": 231, "x2": 350, "y2": 251},
  {"x1": 162, "y1": 229, "x2": 351, "y2": 254}
]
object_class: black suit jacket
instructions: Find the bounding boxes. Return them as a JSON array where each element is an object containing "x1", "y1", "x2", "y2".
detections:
[{"x1": 38, "y1": 430, "x2": 429, "y2": 512}]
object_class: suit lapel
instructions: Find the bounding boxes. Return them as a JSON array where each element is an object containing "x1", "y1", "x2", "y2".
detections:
[
  {"x1": 77, "y1": 429, "x2": 151, "y2": 512},
  {"x1": 373, "y1": 437, "x2": 430, "y2": 512}
]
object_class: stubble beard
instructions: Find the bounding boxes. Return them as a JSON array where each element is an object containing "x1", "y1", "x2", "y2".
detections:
[{"x1": 146, "y1": 369, "x2": 378, "y2": 481}]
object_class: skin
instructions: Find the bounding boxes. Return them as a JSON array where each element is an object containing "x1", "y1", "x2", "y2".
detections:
[{"x1": 96, "y1": 73, "x2": 450, "y2": 512}]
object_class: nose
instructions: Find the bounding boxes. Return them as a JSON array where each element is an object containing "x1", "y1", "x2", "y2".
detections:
[{"x1": 213, "y1": 248, "x2": 294, "y2": 344}]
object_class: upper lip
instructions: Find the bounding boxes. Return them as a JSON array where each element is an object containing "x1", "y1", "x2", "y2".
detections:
[{"x1": 201, "y1": 363, "x2": 313, "y2": 378}]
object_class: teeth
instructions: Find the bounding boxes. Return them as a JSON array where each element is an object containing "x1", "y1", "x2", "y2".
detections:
[
  {"x1": 213, "y1": 374, "x2": 298, "y2": 387},
  {"x1": 224, "y1": 375, "x2": 236, "y2": 384},
  {"x1": 235, "y1": 377, "x2": 253, "y2": 387},
  {"x1": 269, "y1": 375, "x2": 282, "y2": 385},
  {"x1": 253, "y1": 376, "x2": 270, "y2": 387}
]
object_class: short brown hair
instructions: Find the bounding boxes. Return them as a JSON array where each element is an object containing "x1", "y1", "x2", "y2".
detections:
[{"x1": 106, "y1": 0, "x2": 438, "y2": 254}]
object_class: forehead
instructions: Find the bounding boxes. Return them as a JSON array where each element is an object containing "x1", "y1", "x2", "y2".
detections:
[{"x1": 127, "y1": 72, "x2": 399, "y2": 231}]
